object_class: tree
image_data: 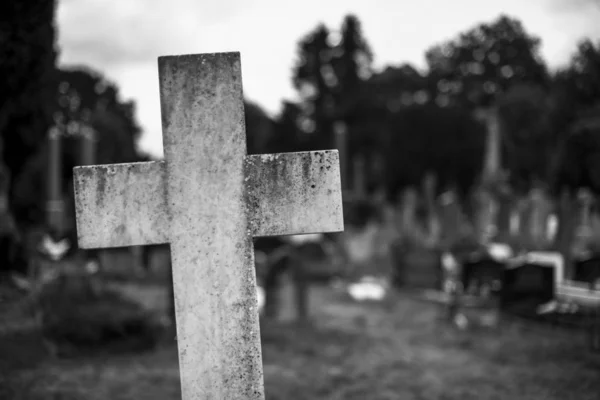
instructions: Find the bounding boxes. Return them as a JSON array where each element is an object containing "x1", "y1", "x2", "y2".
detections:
[
  {"x1": 384, "y1": 104, "x2": 485, "y2": 198},
  {"x1": 549, "y1": 39, "x2": 600, "y2": 193},
  {"x1": 425, "y1": 15, "x2": 549, "y2": 108},
  {"x1": 331, "y1": 15, "x2": 375, "y2": 170},
  {"x1": 12, "y1": 67, "x2": 144, "y2": 227},
  {"x1": 269, "y1": 101, "x2": 308, "y2": 153},
  {"x1": 52, "y1": 67, "x2": 142, "y2": 165},
  {"x1": 554, "y1": 124, "x2": 600, "y2": 193},
  {"x1": 292, "y1": 15, "x2": 375, "y2": 187},
  {"x1": 495, "y1": 83, "x2": 561, "y2": 190},
  {"x1": 292, "y1": 24, "x2": 335, "y2": 150},
  {"x1": 0, "y1": 1, "x2": 58, "y2": 211},
  {"x1": 559, "y1": 39, "x2": 600, "y2": 109},
  {"x1": 244, "y1": 100, "x2": 275, "y2": 155}
]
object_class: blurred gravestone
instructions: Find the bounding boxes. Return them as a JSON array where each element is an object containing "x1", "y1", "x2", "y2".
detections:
[
  {"x1": 572, "y1": 189, "x2": 600, "y2": 287},
  {"x1": 393, "y1": 187, "x2": 442, "y2": 290},
  {"x1": 72, "y1": 52, "x2": 343, "y2": 400},
  {"x1": 526, "y1": 187, "x2": 554, "y2": 250}
]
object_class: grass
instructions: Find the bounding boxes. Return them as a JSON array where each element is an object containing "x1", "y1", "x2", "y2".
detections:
[{"x1": 1, "y1": 277, "x2": 599, "y2": 400}]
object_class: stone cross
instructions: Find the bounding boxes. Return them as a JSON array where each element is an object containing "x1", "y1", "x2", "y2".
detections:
[{"x1": 72, "y1": 52, "x2": 344, "y2": 400}]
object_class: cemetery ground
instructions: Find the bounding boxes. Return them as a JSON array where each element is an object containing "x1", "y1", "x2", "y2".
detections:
[{"x1": 1, "y1": 262, "x2": 599, "y2": 400}]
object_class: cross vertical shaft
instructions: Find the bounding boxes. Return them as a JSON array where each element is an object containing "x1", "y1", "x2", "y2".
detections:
[{"x1": 159, "y1": 53, "x2": 263, "y2": 399}]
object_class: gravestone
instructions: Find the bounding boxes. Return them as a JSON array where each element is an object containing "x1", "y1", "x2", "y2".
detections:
[
  {"x1": 438, "y1": 188, "x2": 464, "y2": 247},
  {"x1": 72, "y1": 52, "x2": 343, "y2": 400},
  {"x1": 472, "y1": 186, "x2": 498, "y2": 244},
  {"x1": 393, "y1": 187, "x2": 442, "y2": 289},
  {"x1": 526, "y1": 187, "x2": 554, "y2": 250},
  {"x1": 47, "y1": 126, "x2": 65, "y2": 236},
  {"x1": 572, "y1": 189, "x2": 600, "y2": 287},
  {"x1": 422, "y1": 172, "x2": 440, "y2": 245}
]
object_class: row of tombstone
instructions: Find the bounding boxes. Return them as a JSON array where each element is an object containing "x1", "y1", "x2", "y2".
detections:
[
  {"x1": 381, "y1": 174, "x2": 600, "y2": 299},
  {"x1": 396, "y1": 182, "x2": 599, "y2": 258}
]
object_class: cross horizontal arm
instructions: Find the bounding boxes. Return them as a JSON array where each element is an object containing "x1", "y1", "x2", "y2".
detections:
[
  {"x1": 73, "y1": 161, "x2": 169, "y2": 248},
  {"x1": 245, "y1": 150, "x2": 344, "y2": 237}
]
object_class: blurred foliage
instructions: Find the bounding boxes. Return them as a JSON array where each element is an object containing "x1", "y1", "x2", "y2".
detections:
[
  {"x1": 496, "y1": 83, "x2": 559, "y2": 191},
  {"x1": 292, "y1": 23, "x2": 336, "y2": 150},
  {"x1": 51, "y1": 67, "x2": 143, "y2": 165},
  {"x1": 37, "y1": 274, "x2": 162, "y2": 357},
  {"x1": 560, "y1": 39, "x2": 600, "y2": 109},
  {"x1": 384, "y1": 104, "x2": 485, "y2": 198},
  {"x1": 280, "y1": 13, "x2": 600, "y2": 197},
  {"x1": 291, "y1": 15, "x2": 374, "y2": 165},
  {"x1": 2, "y1": 9, "x2": 600, "y2": 234},
  {"x1": 0, "y1": 1, "x2": 58, "y2": 205},
  {"x1": 552, "y1": 39, "x2": 600, "y2": 193},
  {"x1": 425, "y1": 15, "x2": 549, "y2": 108},
  {"x1": 244, "y1": 100, "x2": 275, "y2": 155},
  {"x1": 12, "y1": 67, "x2": 144, "y2": 228}
]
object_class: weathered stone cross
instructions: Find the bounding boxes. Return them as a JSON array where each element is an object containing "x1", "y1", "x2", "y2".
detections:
[{"x1": 72, "y1": 52, "x2": 343, "y2": 400}]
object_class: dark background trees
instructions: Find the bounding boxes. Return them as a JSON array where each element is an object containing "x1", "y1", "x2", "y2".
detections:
[
  {"x1": 2, "y1": 8, "x2": 600, "y2": 233},
  {"x1": 0, "y1": 1, "x2": 58, "y2": 211},
  {"x1": 12, "y1": 67, "x2": 145, "y2": 227}
]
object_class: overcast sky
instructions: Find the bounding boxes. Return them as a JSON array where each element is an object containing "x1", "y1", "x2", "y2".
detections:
[{"x1": 56, "y1": 0, "x2": 600, "y2": 158}]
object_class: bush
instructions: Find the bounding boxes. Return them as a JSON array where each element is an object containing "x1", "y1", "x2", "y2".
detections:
[{"x1": 37, "y1": 274, "x2": 163, "y2": 357}]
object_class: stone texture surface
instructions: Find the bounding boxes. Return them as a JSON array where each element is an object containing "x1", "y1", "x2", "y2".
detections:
[
  {"x1": 73, "y1": 161, "x2": 168, "y2": 248},
  {"x1": 72, "y1": 52, "x2": 343, "y2": 400},
  {"x1": 245, "y1": 151, "x2": 343, "y2": 237}
]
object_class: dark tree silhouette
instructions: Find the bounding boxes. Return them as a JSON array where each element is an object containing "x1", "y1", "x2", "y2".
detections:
[
  {"x1": 331, "y1": 15, "x2": 375, "y2": 175},
  {"x1": 425, "y1": 15, "x2": 549, "y2": 108},
  {"x1": 384, "y1": 104, "x2": 485, "y2": 198},
  {"x1": 0, "y1": 1, "x2": 58, "y2": 212},
  {"x1": 560, "y1": 39, "x2": 600, "y2": 109},
  {"x1": 270, "y1": 101, "x2": 308, "y2": 153},
  {"x1": 548, "y1": 39, "x2": 600, "y2": 194},
  {"x1": 495, "y1": 83, "x2": 560, "y2": 190},
  {"x1": 12, "y1": 67, "x2": 144, "y2": 227},
  {"x1": 292, "y1": 24, "x2": 335, "y2": 150},
  {"x1": 244, "y1": 100, "x2": 275, "y2": 155}
]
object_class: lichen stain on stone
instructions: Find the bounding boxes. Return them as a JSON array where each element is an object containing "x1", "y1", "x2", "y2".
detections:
[
  {"x1": 115, "y1": 224, "x2": 126, "y2": 238},
  {"x1": 95, "y1": 167, "x2": 108, "y2": 207}
]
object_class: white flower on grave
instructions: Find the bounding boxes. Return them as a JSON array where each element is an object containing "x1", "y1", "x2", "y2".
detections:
[
  {"x1": 347, "y1": 276, "x2": 388, "y2": 302},
  {"x1": 41, "y1": 235, "x2": 70, "y2": 261},
  {"x1": 487, "y1": 242, "x2": 513, "y2": 262}
]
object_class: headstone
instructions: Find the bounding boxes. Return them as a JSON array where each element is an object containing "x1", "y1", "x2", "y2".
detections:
[
  {"x1": 480, "y1": 107, "x2": 502, "y2": 182},
  {"x1": 494, "y1": 189, "x2": 513, "y2": 244},
  {"x1": 47, "y1": 126, "x2": 65, "y2": 235},
  {"x1": 422, "y1": 172, "x2": 440, "y2": 246},
  {"x1": 398, "y1": 187, "x2": 427, "y2": 246},
  {"x1": 438, "y1": 188, "x2": 466, "y2": 247},
  {"x1": 72, "y1": 52, "x2": 343, "y2": 400},
  {"x1": 553, "y1": 189, "x2": 576, "y2": 275},
  {"x1": 394, "y1": 186, "x2": 442, "y2": 290},
  {"x1": 572, "y1": 189, "x2": 600, "y2": 288},
  {"x1": 572, "y1": 188, "x2": 595, "y2": 257},
  {"x1": 472, "y1": 187, "x2": 498, "y2": 244},
  {"x1": 509, "y1": 200, "x2": 522, "y2": 238},
  {"x1": 526, "y1": 187, "x2": 554, "y2": 250}
]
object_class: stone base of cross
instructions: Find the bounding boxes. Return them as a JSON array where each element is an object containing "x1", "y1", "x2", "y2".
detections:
[{"x1": 72, "y1": 52, "x2": 343, "y2": 400}]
